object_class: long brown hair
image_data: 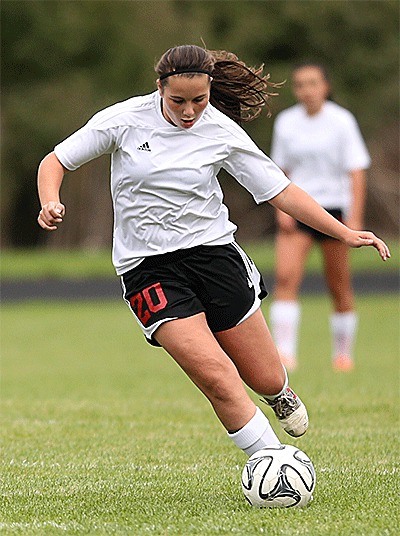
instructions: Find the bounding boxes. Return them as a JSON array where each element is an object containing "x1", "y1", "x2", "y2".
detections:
[{"x1": 155, "y1": 45, "x2": 282, "y2": 124}]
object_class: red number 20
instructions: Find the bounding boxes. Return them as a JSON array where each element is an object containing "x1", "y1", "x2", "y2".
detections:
[{"x1": 129, "y1": 282, "x2": 168, "y2": 325}]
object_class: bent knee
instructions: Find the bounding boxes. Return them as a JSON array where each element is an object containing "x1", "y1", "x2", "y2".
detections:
[
  {"x1": 198, "y1": 359, "x2": 243, "y2": 403},
  {"x1": 274, "y1": 271, "x2": 302, "y2": 298}
]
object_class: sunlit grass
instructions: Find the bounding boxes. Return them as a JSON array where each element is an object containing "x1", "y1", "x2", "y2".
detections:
[
  {"x1": 1, "y1": 239, "x2": 398, "y2": 280},
  {"x1": 0, "y1": 295, "x2": 399, "y2": 534}
]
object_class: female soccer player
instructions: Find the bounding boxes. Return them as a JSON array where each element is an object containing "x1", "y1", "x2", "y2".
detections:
[
  {"x1": 37, "y1": 46, "x2": 390, "y2": 456},
  {"x1": 270, "y1": 62, "x2": 372, "y2": 372}
]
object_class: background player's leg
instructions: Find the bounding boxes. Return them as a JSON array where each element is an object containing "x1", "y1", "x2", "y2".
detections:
[
  {"x1": 270, "y1": 230, "x2": 313, "y2": 370},
  {"x1": 321, "y1": 239, "x2": 357, "y2": 371}
]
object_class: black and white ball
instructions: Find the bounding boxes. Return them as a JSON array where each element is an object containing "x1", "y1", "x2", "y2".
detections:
[{"x1": 241, "y1": 444, "x2": 316, "y2": 508}]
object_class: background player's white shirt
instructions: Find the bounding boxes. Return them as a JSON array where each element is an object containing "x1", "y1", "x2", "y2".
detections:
[
  {"x1": 270, "y1": 101, "x2": 370, "y2": 215},
  {"x1": 55, "y1": 91, "x2": 289, "y2": 275}
]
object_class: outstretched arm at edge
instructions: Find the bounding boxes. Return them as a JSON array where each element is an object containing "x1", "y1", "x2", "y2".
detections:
[
  {"x1": 37, "y1": 152, "x2": 67, "y2": 231},
  {"x1": 269, "y1": 183, "x2": 391, "y2": 261}
]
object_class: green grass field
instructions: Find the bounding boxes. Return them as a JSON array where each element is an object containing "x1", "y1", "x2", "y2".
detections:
[
  {"x1": 1, "y1": 238, "x2": 398, "y2": 280},
  {"x1": 1, "y1": 295, "x2": 399, "y2": 535}
]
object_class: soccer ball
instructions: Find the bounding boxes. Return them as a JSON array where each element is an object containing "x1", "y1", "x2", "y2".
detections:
[{"x1": 241, "y1": 444, "x2": 316, "y2": 508}]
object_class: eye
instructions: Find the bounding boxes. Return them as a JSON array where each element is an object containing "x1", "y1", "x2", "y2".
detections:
[{"x1": 171, "y1": 98, "x2": 184, "y2": 104}]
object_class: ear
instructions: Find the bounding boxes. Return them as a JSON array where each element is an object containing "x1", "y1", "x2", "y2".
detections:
[{"x1": 156, "y1": 79, "x2": 163, "y2": 95}]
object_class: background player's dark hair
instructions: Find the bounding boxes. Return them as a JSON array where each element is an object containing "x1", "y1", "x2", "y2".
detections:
[
  {"x1": 291, "y1": 61, "x2": 334, "y2": 101},
  {"x1": 155, "y1": 45, "x2": 283, "y2": 124}
]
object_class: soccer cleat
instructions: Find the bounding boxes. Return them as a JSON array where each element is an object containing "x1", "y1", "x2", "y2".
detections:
[
  {"x1": 280, "y1": 354, "x2": 298, "y2": 372},
  {"x1": 261, "y1": 387, "x2": 308, "y2": 437},
  {"x1": 333, "y1": 355, "x2": 354, "y2": 372}
]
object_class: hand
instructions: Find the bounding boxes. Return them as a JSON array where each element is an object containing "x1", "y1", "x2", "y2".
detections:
[
  {"x1": 37, "y1": 201, "x2": 66, "y2": 231},
  {"x1": 345, "y1": 229, "x2": 391, "y2": 261}
]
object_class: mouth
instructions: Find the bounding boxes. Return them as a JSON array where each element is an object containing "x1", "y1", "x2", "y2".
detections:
[{"x1": 181, "y1": 118, "x2": 196, "y2": 128}]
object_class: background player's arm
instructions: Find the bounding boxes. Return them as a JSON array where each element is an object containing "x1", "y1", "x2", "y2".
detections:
[
  {"x1": 346, "y1": 168, "x2": 366, "y2": 230},
  {"x1": 37, "y1": 152, "x2": 67, "y2": 231}
]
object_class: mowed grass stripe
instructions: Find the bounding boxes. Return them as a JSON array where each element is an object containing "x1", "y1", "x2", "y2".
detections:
[{"x1": 0, "y1": 296, "x2": 398, "y2": 535}]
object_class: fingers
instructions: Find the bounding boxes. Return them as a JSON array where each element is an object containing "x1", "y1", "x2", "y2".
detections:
[
  {"x1": 375, "y1": 238, "x2": 391, "y2": 261},
  {"x1": 37, "y1": 202, "x2": 65, "y2": 231},
  {"x1": 365, "y1": 233, "x2": 391, "y2": 261},
  {"x1": 353, "y1": 231, "x2": 391, "y2": 261}
]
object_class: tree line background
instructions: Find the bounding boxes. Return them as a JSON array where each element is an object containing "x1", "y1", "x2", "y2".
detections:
[{"x1": 1, "y1": 0, "x2": 399, "y2": 250}]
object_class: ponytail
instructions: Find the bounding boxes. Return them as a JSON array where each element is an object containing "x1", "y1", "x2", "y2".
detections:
[{"x1": 209, "y1": 50, "x2": 282, "y2": 123}]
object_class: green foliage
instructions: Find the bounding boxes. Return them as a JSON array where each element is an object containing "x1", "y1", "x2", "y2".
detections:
[
  {"x1": 1, "y1": 1, "x2": 399, "y2": 246},
  {"x1": 1, "y1": 296, "x2": 399, "y2": 534}
]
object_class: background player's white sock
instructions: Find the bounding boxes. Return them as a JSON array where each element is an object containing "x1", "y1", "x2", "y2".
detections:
[
  {"x1": 270, "y1": 300, "x2": 301, "y2": 360},
  {"x1": 330, "y1": 311, "x2": 358, "y2": 359},
  {"x1": 228, "y1": 407, "x2": 280, "y2": 456}
]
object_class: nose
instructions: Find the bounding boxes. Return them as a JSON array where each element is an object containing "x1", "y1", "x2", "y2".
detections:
[{"x1": 182, "y1": 103, "x2": 195, "y2": 117}]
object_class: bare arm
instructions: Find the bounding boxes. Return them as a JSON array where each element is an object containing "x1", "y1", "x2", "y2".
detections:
[
  {"x1": 37, "y1": 152, "x2": 67, "y2": 231},
  {"x1": 270, "y1": 183, "x2": 390, "y2": 261},
  {"x1": 346, "y1": 168, "x2": 367, "y2": 230},
  {"x1": 273, "y1": 168, "x2": 297, "y2": 233}
]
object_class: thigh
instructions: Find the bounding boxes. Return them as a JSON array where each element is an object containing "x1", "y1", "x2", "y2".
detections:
[
  {"x1": 214, "y1": 308, "x2": 286, "y2": 396},
  {"x1": 155, "y1": 312, "x2": 236, "y2": 383},
  {"x1": 321, "y1": 240, "x2": 354, "y2": 311},
  {"x1": 154, "y1": 312, "x2": 255, "y2": 430},
  {"x1": 274, "y1": 230, "x2": 313, "y2": 299}
]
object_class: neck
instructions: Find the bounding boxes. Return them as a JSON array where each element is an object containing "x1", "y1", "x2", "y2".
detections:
[
  {"x1": 305, "y1": 102, "x2": 325, "y2": 116},
  {"x1": 160, "y1": 98, "x2": 177, "y2": 126}
]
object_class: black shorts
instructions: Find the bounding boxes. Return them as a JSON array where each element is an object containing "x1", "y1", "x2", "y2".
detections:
[
  {"x1": 121, "y1": 243, "x2": 267, "y2": 346},
  {"x1": 296, "y1": 208, "x2": 343, "y2": 241}
]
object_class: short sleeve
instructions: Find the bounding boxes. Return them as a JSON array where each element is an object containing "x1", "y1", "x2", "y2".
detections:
[
  {"x1": 341, "y1": 114, "x2": 371, "y2": 171},
  {"x1": 270, "y1": 115, "x2": 289, "y2": 170},
  {"x1": 223, "y1": 142, "x2": 290, "y2": 204},
  {"x1": 54, "y1": 118, "x2": 117, "y2": 171}
]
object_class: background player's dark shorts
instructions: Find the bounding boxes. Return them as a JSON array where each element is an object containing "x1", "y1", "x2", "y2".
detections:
[
  {"x1": 121, "y1": 243, "x2": 267, "y2": 346},
  {"x1": 296, "y1": 209, "x2": 344, "y2": 241}
]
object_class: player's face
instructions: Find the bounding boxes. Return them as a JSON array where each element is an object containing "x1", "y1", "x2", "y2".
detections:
[
  {"x1": 292, "y1": 66, "x2": 330, "y2": 114},
  {"x1": 157, "y1": 74, "x2": 211, "y2": 129}
]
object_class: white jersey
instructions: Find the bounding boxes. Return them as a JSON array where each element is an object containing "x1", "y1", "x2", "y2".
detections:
[
  {"x1": 270, "y1": 101, "x2": 370, "y2": 214},
  {"x1": 55, "y1": 91, "x2": 289, "y2": 275}
]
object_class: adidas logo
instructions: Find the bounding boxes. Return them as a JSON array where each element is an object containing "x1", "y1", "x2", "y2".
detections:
[{"x1": 137, "y1": 141, "x2": 151, "y2": 152}]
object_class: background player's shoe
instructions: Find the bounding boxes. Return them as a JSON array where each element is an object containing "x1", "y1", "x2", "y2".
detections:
[
  {"x1": 333, "y1": 354, "x2": 354, "y2": 371},
  {"x1": 280, "y1": 354, "x2": 298, "y2": 372},
  {"x1": 262, "y1": 387, "x2": 308, "y2": 437}
]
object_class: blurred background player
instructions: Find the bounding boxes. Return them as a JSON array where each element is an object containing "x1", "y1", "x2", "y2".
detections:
[{"x1": 270, "y1": 62, "x2": 371, "y2": 372}]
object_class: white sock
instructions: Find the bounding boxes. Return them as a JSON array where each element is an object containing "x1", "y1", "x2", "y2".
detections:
[
  {"x1": 228, "y1": 407, "x2": 280, "y2": 456},
  {"x1": 270, "y1": 300, "x2": 301, "y2": 360},
  {"x1": 330, "y1": 311, "x2": 358, "y2": 359}
]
